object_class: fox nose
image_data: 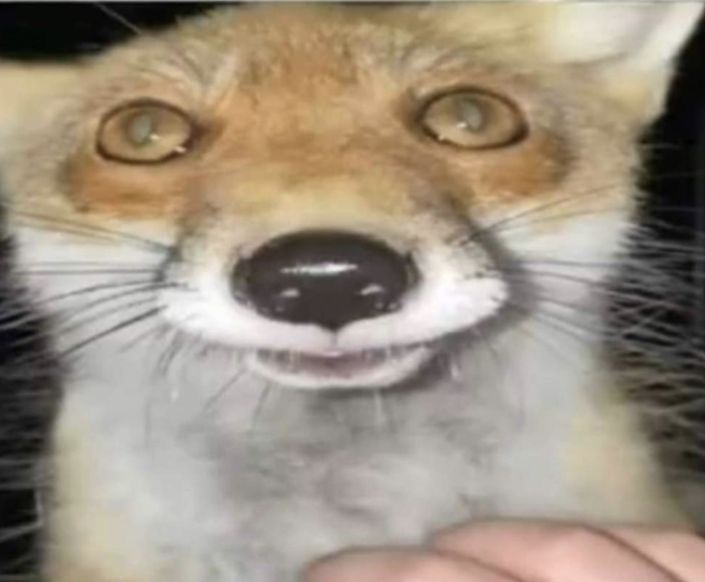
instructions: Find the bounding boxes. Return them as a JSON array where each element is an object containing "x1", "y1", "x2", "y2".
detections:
[{"x1": 233, "y1": 231, "x2": 417, "y2": 330}]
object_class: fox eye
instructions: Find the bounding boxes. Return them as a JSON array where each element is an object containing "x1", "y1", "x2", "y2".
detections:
[
  {"x1": 97, "y1": 101, "x2": 196, "y2": 164},
  {"x1": 419, "y1": 90, "x2": 526, "y2": 149}
]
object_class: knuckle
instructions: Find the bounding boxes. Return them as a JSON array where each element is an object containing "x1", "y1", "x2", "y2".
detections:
[
  {"x1": 538, "y1": 525, "x2": 607, "y2": 566},
  {"x1": 394, "y1": 555, "x2": 460, "y2": 582},
  {"x1": 652, "y1": 530, "x2": 705, "y2": 555},
  {"x1": 431, "y1": 519, "x2": 505, "y2": 549}
]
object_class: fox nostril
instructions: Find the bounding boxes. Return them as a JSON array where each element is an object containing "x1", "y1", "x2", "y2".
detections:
[{"x1": 232, "y1": 230, "x2": 417, "y2": 331}]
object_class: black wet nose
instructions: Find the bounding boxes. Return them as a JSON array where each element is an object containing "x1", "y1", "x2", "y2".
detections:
[{"x1": 233, "y1": 231, "x2": 417, "y2": 330}]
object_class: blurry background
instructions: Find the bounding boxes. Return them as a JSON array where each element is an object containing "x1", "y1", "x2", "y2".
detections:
[{"x1": 0, "y1": 3, "x2": 702, "y2": 578}]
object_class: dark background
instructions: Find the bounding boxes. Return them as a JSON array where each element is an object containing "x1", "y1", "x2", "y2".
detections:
[{"x1": 0, "y1": 3, "x2": 702, "y2": 579}]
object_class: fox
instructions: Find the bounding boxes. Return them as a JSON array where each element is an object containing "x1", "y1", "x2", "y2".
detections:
[{"x1": 0, "y1": 2, "x2": 703, "y2": 581}]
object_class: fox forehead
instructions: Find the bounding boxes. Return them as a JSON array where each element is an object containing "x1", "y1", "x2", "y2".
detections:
[{"x1": 92, "y1": 4, "x2": 564, "y2": 96}]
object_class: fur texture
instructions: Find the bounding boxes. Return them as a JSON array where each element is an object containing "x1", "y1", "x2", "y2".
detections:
[{"x1": 0, "y1": 3, "x2": 703, "y2": 581}]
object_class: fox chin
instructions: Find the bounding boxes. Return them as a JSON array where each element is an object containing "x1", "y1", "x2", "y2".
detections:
[{"x1": 0, "y1": 3, "x2": 703, "y2": 581}]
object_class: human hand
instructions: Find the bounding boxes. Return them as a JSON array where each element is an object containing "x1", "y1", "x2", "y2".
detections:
[{"x1": 305, "y1": 521, "x2": 705, "y2": 582}]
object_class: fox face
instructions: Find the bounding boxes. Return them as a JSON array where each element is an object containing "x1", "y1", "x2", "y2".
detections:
[
  {"x1": 2, "y1": 4, "x2": 685, "y2": 390},
  {"x1": 0, "y1": 3, "x2": 702, "y2": 581}
]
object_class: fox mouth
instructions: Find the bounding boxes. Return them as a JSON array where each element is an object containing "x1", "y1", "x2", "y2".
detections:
[
  {"x1": 246, "y1": 344, "x2": 434, "y2": 389},
  {"x1": 160, "y1": 227, "x2": 506, "y2": 389}
]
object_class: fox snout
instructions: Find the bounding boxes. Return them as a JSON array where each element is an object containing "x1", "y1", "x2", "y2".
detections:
[
  {"x1": 232, "y1": 230, "x2": 418, "y2": 331},
  {"x1": 158, "y1": 187, "x2": 505, "y2": 389}
]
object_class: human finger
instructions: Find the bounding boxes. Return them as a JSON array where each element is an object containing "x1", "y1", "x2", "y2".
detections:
[
  {"x1": 606, "y1": 526, "x2": 705, "y2": 582},
  {"x1": 432, "y1": 520, "x2": 679, "y2": 582},
  {"x1": 305, "y1": 547, "x2": 522, "y2": 582}
]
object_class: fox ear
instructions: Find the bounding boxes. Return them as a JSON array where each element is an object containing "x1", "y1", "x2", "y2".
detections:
[
  {"x1": 545, "y1": 2, "x2": 702, "y2": 68},
  {"x1": 543, "y1": 2, "x2": 703, "y2": 117}
]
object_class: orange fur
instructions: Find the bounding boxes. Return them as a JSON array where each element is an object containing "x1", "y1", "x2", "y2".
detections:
[{"x1": 57, "y1": 6, "x2": 622, "y2": 228}]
